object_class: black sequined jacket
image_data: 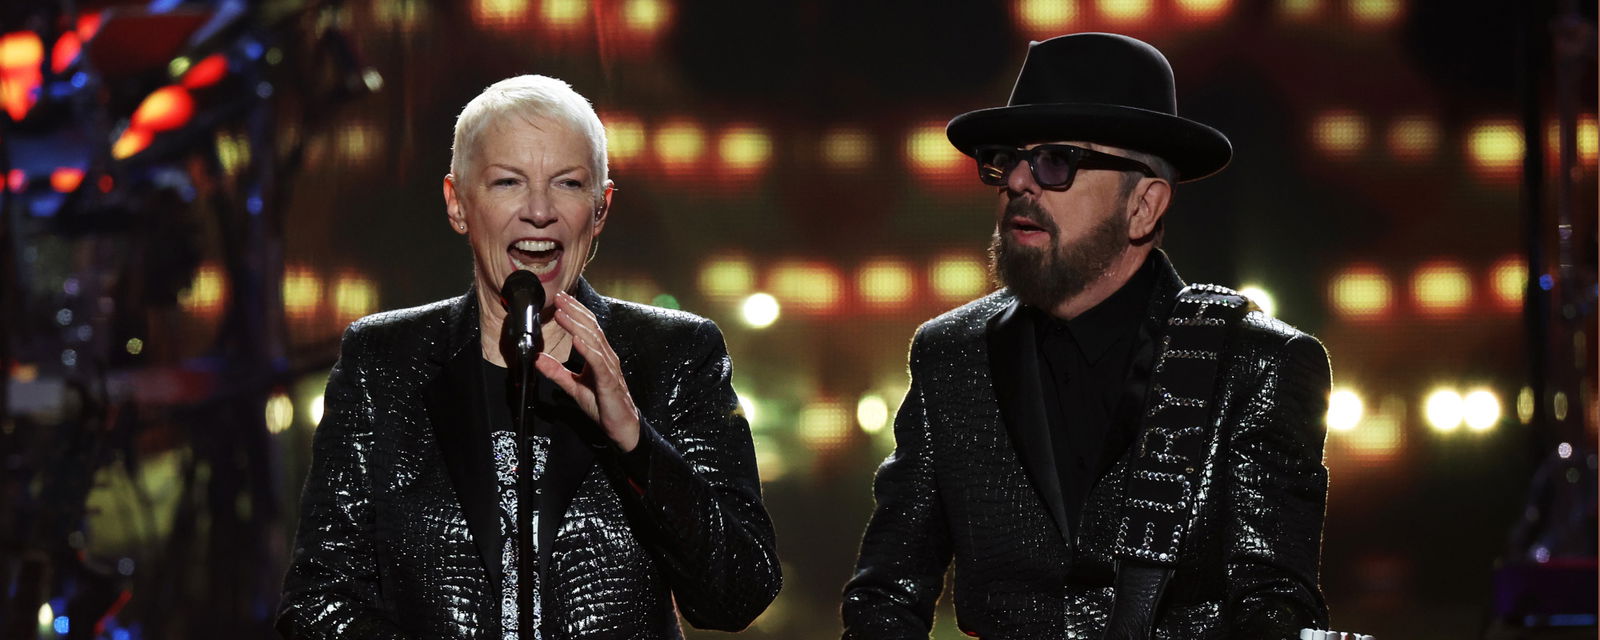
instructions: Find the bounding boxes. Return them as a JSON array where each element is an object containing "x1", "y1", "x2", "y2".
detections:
[
  {"x1": 277, "y1": 279, "x2": 780, "y2": 639},
  {"x1": 843, "y1": 252, "x2": 1331, "y2": 639}
]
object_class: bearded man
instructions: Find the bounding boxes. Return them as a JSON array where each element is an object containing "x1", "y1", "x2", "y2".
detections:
[{"x1": 842, "y1": 33, "x2": 1333, "y2": 639}]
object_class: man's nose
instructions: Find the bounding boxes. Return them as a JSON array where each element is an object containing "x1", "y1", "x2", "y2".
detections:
[{"x1": 1005, "y1": 158, "x2": 1039, "y2": 196}]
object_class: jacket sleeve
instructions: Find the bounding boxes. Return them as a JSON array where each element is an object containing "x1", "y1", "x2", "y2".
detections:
[
  {"x1": 611, "y1": 319, "x2": 781, "y2": 631},
  {"x1": 841, "y1": 329, "x2": 951, "y2": 639},
  {"x1": 1224, "y1": 332, "x2": 1332, "y2": 637},
  {"x1": 276, "y1": 324, "x2": 413, "y2": 640}
]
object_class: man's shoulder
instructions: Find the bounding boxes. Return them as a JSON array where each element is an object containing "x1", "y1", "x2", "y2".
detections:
[{"x1": 914, "y1": 289, "x2": 1013, "y2": 346}]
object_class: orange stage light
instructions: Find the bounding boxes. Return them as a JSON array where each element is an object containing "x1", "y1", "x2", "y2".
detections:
[
  {"x1": 1489, "y1": 256, "x2": 1526, "y2": 311},
  {"x1": 0, "y1": 31, "x2": 43, "y2": 121},
  {"x1": 182, "y1": 53, "x2": 227, "y2": 89},
  {"x1": 1174, "y1": 0, "x2": 1231, "y2": 22},
  {"x1": 1014, "y1": 0, "x2": 1077, "y2": 39},
  {"x1": 1410, "y1": 261, "x2": 1471, "y2": 316},
  {"x1": 1098, "y1": 0, "x2": 1153, "y2": 24},
  {"x1": 1328, "y1": 265, "x2": 1391, "y2": 320},
  {"x1": 130, "y1": 86, "x2": 194, "y2": 132},
  {"x1": 112, "y1": 127, "x2": 153, "y2": 160},
  {"x1": 50, "y1": 168, "x2": 83, "y2": 193}
]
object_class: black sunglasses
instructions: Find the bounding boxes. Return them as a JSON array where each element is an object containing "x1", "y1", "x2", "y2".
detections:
[{"x1": 975, "y1": 144, "x2": 1154, "y2": 189}]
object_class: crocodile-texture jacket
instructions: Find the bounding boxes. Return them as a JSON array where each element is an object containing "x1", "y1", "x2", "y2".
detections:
[
  {"x1": 278, "y1": 279, "x2": 780, "y2": 639},
  {"x1": 843, "y1": 252, "x2": 1330, "y2": 639}
]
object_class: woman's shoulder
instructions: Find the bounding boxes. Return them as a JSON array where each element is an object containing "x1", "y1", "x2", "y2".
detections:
[
  {"x1": 601, "y1": 296, "x2": 719, "y2": 343},
  {"x1": 338, "y1": 295, "x2": 465, "y2": 365}
]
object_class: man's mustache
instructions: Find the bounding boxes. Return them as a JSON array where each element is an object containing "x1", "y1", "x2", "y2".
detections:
[{"x1": 1002, "y1": 197, "x2": 1059, "y2": 237}]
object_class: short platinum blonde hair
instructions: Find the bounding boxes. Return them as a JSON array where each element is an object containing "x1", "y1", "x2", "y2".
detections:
[{"x1": 450, "y1": 75, "x2": 609, "y2": 200}]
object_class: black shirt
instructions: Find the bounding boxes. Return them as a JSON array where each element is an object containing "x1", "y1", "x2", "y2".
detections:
[{"x1": 1031, "y1": 254, "x2": 1157, "y2": 534}]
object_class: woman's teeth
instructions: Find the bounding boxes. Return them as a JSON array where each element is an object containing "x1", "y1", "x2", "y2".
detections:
[{"x1": 510, "y1": 240, "x2": 560, "y2": 274}]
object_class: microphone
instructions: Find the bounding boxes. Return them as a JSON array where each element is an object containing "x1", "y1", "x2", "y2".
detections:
[{"x1": 500, "y1": 270, "x2": 545, "y2": 361}]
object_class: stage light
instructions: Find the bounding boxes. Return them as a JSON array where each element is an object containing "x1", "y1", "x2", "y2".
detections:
[
  {"x1": 930, "y1": 254, "x2": 988, "y2": 303},
  {"x1": 38, "y1": 603, "x2": 51, "y2": 628},
  {"x1": 1326, "y1": 387, "x2": 1363, "y2": 432},
  {"x1": 1581, "y1": 116, "x2": 1598, "y2": 165},
  {"x1": 112, "y1": 128, "x2": 153, "y2": 160},
  {"x1": 307, "y1": 393, "x2": 324, "y2": 426},
  {"x1": 473, "y1": 0, "x2": 530, "y2": 28},
  {"x1": 655, "y1": 120, "x2": 706, "y2": 170},
  {"x1": 740, "y1": 293, "x2": 780, "y2": 329},
  {"x1": 125, "y1": 338, "x2": 144, "y2": 355},
  {"x1": 1467, "y1": 120, "x2": 1522, "y2": 180},
  {"x1": 857, "y1": 394, "x2": 889, "y2": 434},
  {"x1": 1329, "y1": 266, "x2": 1390, "y2": 319},
  {"x1": 180, "y1": 262, "x2": 227, "y2": 316},
  {"x1": 266, "y1": 391, "x2": 294, "y2": 434},
  {"x1": 1238, "y1": 284, "x2": 1276, "y2": 317},
  {"x1": 622, "y1": 0, "x2": 669, "y2": 34},
  {"x1": 769, "y1": 261, "x2": 842, "y2": 313},
  {"x1": 1015, "y1": 0, "x2": 1077, "y2": 37},
  {"x1": 699, "y1": 256, "x2": 755, "y2": 299},
  {"x1": 216, "y1": 133, "x2": 250, "y2": 177},
  {"x1": 1312, "y1": 110, "x2": 1366, "y2": 159},
  {"x1": 858, "y1": 258, "x2": 916, "y2": 309},
  {"x1": 283, "y1": 265, "x2": 322, "y2": 320},
  {"x1": 798, "y1": 399, "x2": 852, "y2": 452},
  {"x1": 1349, "y1": 0, "x2": 1402, "y2": 26},
  {"x1": 1463, "y1": 389, "x2": 1501, "y2": 431},
  {"x1": 6, "y1": 169, "x2": 23, "y2": 192},
  {"x1": 718, "y1": 126, "x2": 772, "y2": 174},
  {"x1": 1175, "y1": 0, "x2": 1230, "y2": 22},
  {"x1": 1424, "y1": 388, "x2": 1464, "y2": 432},
  {"x1": 1346, "y1": 411, "x2": 1402, "y2": 460},
  {"x1": 338, "y1": 122, "x2": 378, "y2": 163},
  {"x1": 1386, "y1": 115, "x2": 1439, "y2": 162},
  {"x1": 737, "y1": 393, "x2": 759, "y2": 428},
  {"x1": 77, "y1": 12, "x2": 102, "y2": 39},
  {"x1": 1552, "y1": 390, "x2": 1568, "y2": 421},
  {"x1": 49, "y1": 168, "x2": 83, "y2": 193},
  {"x1": 1518, "y1": 386, "x2": 1535, "y2": 424},
  {"x1": 0, "y1": 31, "x2": 43, "y2": 121},
  {"x1": 601, "y1": 114, "x2": 645, "y2": 166},
  {"x1": 905, "y1": 122, "x2": 964, "y2": 177},
  {"x1": 333, "y1": 273, "x2": 377, "y2": 322},
  {"x1": 752, "y1": 435, "x2": 787, "y2": 482},
  {"x1": 168, "y1": 56, "x2": 191, "y2": 78},
  {"x1": 53, "y1": 616, "x2": 68, "y2": 635},
  {"x1": 541, "y1": 0, "x2": 587, "y2": 29},
  {"x1": 650, "y1": 293, "x2": 679, "y2": 309},
  {"x1": 182, "y1": 53, "x2": 228, "y2": 90},
  {"x1": 1490, "y1": 256, "x2": 1525, "y2": 310},
  {"x1": 820, "y1": 127, "x2": 874, "y2": 171},
  {"x1": 1558, "y1": 442, "x2": 1573, "y2": 459},
  {"x1": 1411, "y1": 261, "x2": 1471, "y2": 315},
  {"x1": 131, "y1": 86, "x2": 195, "y2": 132},
  {"x1": 50, "y1": 32, "x2": 81, "y2": 73},
  {"x1": 1098, "y1": 0, "x2": 1153, "y2": 24},
  {"x1": 1279, "y1": 0, "x2": 1319, "y2": 20}
]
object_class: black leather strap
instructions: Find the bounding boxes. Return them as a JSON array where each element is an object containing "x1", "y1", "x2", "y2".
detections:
[{"x1": 1102, "y1": 284, "x2": 1249, "y2": 639}]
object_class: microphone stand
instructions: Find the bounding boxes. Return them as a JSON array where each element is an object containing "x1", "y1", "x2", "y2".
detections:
[{"x1": 513, "y1": 314, "x2": 539, "y2": 639}]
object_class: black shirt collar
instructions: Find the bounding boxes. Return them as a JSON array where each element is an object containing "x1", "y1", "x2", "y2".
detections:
[{"x1": 1032, "y1": 253, "x2": 1158, "y2": 363}]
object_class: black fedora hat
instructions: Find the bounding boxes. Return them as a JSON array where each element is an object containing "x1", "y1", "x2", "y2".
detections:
[{"x1": 946, "y1": 32, "x2": 1231, "y2": 182}]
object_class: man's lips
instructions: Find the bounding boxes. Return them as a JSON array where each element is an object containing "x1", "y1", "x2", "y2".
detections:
[{"x1": 1004, "y1": 216, "x2": 1052, "y2": 241}]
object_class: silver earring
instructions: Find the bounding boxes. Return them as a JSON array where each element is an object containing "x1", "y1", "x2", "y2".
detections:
[{"x1": 458, "y1": 223, "x2": 466, "y2": 231}]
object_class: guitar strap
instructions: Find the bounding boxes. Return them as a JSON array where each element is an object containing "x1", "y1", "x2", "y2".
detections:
[{"x1": 1102, "y1": 284, "x2": 1250, "y2": 640}]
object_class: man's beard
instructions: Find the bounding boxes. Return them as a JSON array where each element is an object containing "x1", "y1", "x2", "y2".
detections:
[{"x1": 989, "y1": 197, "x2": 1129, "y2": 310}]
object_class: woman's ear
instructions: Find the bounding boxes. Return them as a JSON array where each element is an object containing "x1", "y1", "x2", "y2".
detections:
[{"x1": 443, "y1": 174, "x2": 468, "y2": 235}]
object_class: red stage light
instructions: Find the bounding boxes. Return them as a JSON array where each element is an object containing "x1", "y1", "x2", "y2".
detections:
[
  {"x1": 6, "y1": 168, "x2": 25, "y2": 192},
  {"x1": 182, "y1": 53, "x2": 227, "y2": 89},
  {"x1": 50, "y1": 167, "x2": 84, "y2": 193},
  {"x1": 51, "y1": 32, "x2": 81, "y2": 73},
  {"x1": 98, "y1": 174, "x2": 114, "y2": 192},
  {"x1": 77, "y1": 12, "x2": 103, "y2": 40},
  {"x1": 130, "y1": 85, "x2": 193, "y2": 132}
]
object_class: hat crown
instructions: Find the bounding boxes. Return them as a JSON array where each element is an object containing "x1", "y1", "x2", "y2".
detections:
[{"x1": 1008, "y1": 32, "x2": 1178, "y2": 116}]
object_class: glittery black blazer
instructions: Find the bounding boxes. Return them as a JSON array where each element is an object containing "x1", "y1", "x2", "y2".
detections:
[
  {"x1": 843, "y1": 252, "x2": 1331, "y2": 639},
  {"x1": 277, "y1": 279, "x2": 780, "y2": 639}
]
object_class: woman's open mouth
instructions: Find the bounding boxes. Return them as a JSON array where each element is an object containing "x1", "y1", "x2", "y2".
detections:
[{"x1": 508, "y1": 239, "x2": 562, "y2": 276}]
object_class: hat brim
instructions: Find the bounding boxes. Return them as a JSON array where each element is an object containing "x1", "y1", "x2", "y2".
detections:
[{"x1": 946, "y1": 103, "x2": 1232, "y2": 183}]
